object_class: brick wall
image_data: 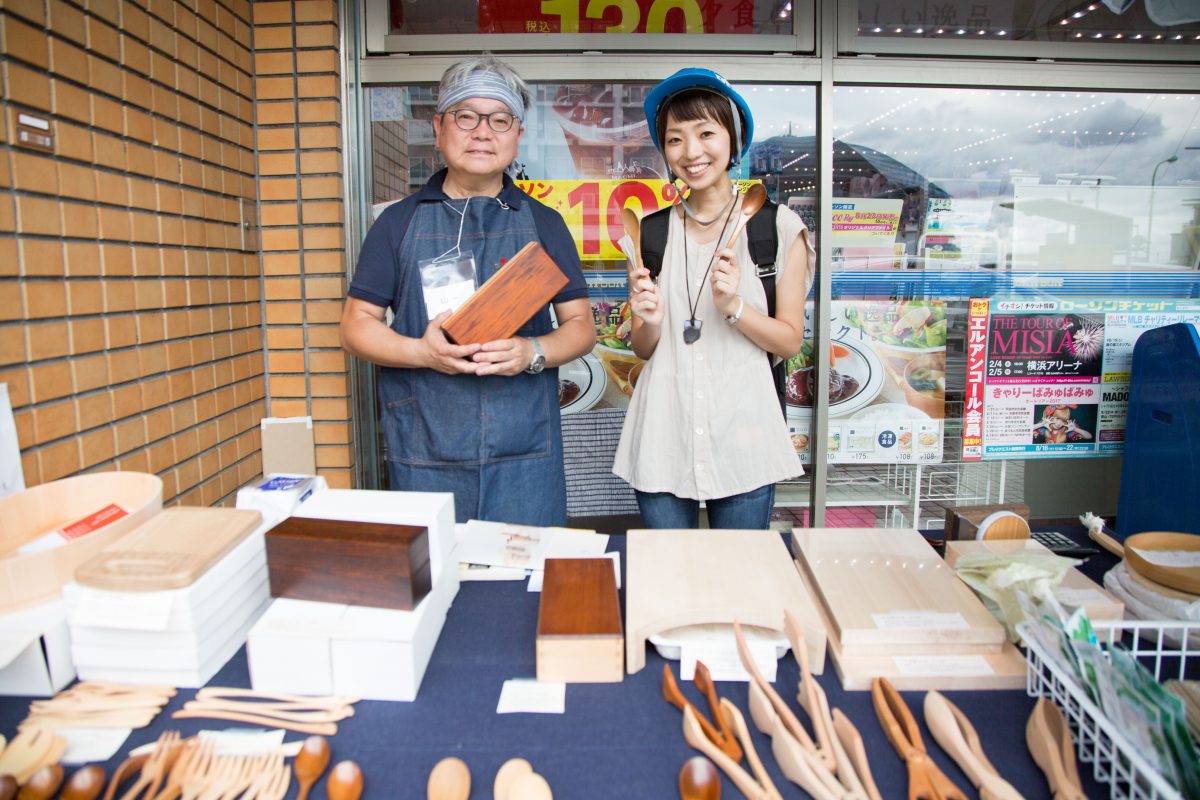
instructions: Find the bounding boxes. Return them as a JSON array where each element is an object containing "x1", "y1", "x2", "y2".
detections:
[{"x1": 0, "y1": 0, "x2": 354, "y2": 502}]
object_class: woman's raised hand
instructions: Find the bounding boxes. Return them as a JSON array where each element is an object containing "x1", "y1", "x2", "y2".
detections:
[{"x1": 629, "y1": 267, "x2": 664, "y2": 327}]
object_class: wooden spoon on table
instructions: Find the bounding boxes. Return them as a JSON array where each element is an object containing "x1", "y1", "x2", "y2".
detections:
[
  {"x1": 721, "y1": 184, "x2": 768, "y2": 250},
  {"x1": 59, "y1": 766, "x2": 106, "y2": 800},
  {"x1": 15, "y1": 764, "x2": 61, "y2": 800},
  {"x1": 678, "y1": 756, "x2": 720, "y2": 800},
  {"x1": 0, "y1": 775, "x2": 15, "y2": 800},
  {"x1": 494, "y1": 758, "x2": 533, "y2": 800},
  {"x1": 507, "y1": 771, "x2": 553, "y2": 800},
  {"x1": 0, "y1": 729, "x2": 59, "y2": 784},
  {"x1": 327, "y1": 761, "x2": 363, "y2": 800},
  {"x1": 426, "y1": 757, "x2": 469, "y2": 800},
  {"x1": 293, "y1": 735, "x2": 330, "y2": 800},
  {"x1": 1026, "y1": 698, "x2": 1087, "y2": 800}
]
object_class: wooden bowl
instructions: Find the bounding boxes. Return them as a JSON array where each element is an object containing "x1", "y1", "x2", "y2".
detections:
[
  {"x1": 0, "y1": 471, "x2": 163, "y2": 612},
  {"x1": 1123, "y1": 531, "x2": 1200, "y2": 596}
]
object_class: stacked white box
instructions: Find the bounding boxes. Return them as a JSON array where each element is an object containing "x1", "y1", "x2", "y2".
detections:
[
  {"x1": 62, "y1": 522, "x2": 272, "y2": 687},
  {"x1": 246, "y1": 490, "x2": 458, "y2": 701}
]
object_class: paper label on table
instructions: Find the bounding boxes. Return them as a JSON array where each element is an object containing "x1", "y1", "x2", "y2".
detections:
[
  {"x1": 68, "y1": 590, "x2": 174, "y2": 631},
  {"x1": 1054, "y1": 587, "x2": 1110, "y2": 606},
  {"x1": 456, "y1": 520, "x2": 607, "y2": 571},
  {"x1": 459, "y1": 562, "x2": 529, "y2": 582},
  {"x1": 59, "y1": 727, "x2": 131, "y2": 764},
  {"x1": 527, "y1": 552, "x2": 620, "y2": 593},
  {"x1": 497, "y1": 678, "x2": 566, "y2": 714},
  {"x1": 1131, "y1": 548, "x2": 1200, "y2": 568},
  {"x1": 681, "y1": 640, "x2": 777, "y2": 683},
  {"x1": 872, "y1": 611, "x2": 969, "y2": 630},
  {"x1": 201, "y1": 728, "x2": 288, "y2": 755},
  {"x1": 893, "y1": 654, "x2": 995, "y2": 676}
]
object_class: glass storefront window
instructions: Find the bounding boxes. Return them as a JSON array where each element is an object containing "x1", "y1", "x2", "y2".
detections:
[
  {"x1": 816, "y1": 85, "x2": 1200, "y2": 526},
  {"x1": 853, "y1": 0, "x2": 1200, "y2": 46}
]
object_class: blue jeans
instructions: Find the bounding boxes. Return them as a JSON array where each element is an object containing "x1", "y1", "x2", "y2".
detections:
[{"x1": 635, "y1": 484, "x2": 776, "y2": 530}]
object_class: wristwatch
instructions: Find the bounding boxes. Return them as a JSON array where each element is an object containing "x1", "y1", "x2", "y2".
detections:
[{"x1": 525, "y1": 337, "x2": 545, "y2": 374}]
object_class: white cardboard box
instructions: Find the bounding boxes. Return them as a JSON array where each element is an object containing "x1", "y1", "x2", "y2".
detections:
[
  {"x1": 247, "y1": 489, "x2": 459, "y2": 701},
  {"x1": 0, "y1": 599, "x2": 74, "y2": 696}
]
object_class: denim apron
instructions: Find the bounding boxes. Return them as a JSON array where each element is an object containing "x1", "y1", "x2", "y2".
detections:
[{"x1": 378, "y1": 191, "x2": 567, "y2": 526}]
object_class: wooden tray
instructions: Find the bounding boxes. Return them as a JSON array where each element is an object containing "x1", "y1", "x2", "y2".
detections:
[
  {"x1": 441, "y1": 241, "x2": 569, "y2": 345},
  {"x1": 536, "y1": 558, "x2": 623, "y2": 683},
  {"x1": 0, "y1": 472, "x2": 163, "y2": 611},
  {"x1": 792, "y1": 528, "x2": 1004, "y2": 648},
  {"x1": 1123, "y1": 531, "x2": 1200, "y2": 595},
  {"x1": 625, "y1": 529, "x2": 827, "y2": 675},
  {"x1": 75, "y1": 507, "x2": 263, "y2": 591}
]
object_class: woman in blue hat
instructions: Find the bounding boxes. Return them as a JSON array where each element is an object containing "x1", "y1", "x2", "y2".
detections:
[{"x1": 613, "y1": 68, "x2": 814, "y2": 529}]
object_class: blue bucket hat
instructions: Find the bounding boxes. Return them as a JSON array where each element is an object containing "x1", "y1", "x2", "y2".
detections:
[{"x1": 643, "y1": 68, "x2": 754, "y2": 169}]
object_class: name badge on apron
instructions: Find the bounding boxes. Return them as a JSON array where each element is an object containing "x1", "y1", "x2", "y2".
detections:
[{"x1": 419, "y1": 251, "x2": 477, "y2": 319}]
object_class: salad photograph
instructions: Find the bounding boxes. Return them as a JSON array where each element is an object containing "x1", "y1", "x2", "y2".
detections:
[{"x1": 844, "y1": 300, "x2": 947, "y2": 350}]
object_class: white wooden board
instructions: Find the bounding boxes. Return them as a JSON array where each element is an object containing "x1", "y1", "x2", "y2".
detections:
[
  {"x1": 625, "y1": 530, "x2": 827, "y2": 675},
  {"x1": 791, "y1": 528, "x2": 1004, "y2": 648}
]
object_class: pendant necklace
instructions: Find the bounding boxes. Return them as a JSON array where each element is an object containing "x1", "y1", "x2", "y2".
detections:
[{"x1": 682, "y1": 193, "x2": 739, "y2": 345}]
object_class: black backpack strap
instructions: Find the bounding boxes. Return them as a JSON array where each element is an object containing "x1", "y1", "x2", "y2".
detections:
[
  {"x1": 639, "y1": 207, "x2": 672, "y2": 282},
  {"x1": 747, "y1": 201, "x2": 779, "y2": 316}
]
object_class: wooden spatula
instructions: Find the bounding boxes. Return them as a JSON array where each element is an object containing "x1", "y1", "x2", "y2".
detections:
[{"x1": 0, "y1": 729, "x2": 60, "y2": 784}]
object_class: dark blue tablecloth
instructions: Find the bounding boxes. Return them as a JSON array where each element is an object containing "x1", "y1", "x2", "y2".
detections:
[{"x1": 1, "y1": 531, "x2": 1118, "y2": 798}]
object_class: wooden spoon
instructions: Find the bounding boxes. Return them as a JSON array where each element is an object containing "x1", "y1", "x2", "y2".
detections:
[
  {"x1": 326, "y1": 761, "x2": 363, "y2": 800},
  {"x1": 426, "y1": 757, "x2": 469, "y2": 800},
  {"x1": 494, "y1": 758, "x2": 533, "y2": 800},
  {"x1": 59, "y1": 765, "x2": 106, "y2": 800},
  {"x1": 99, "y1": 754, "x2": 148, "y2": 800},
  {"x1": 1026, "y1": 698, "x2": 1087, "y2": 800},
  {"x1": 293, "y1": 735, "x2": 330, "y2": 800},
  {"x1": 0, "y1": 729, "x2": 58, "y2": 784},
  {"x1": 621, "y1": 207, "x2": 642, "y2": 271},
  {"x1": 507, "y1": 771, "x2": 552, "y2": 800},
  {"x1": 721, "y1": 184, "x2": 768, "y2": 250},
  {"x1": 15, "y1": 764, "x2": 61, "y2": 800},
  {"x1": 925, "y1": 691, "x2": 1023, "y2": 800},
  {"x1": 0, "y1": 775, "x2": 15, "y2": 800},
  {"x1": 678, "y1": 756, "x2": 720, "y2": 800}
]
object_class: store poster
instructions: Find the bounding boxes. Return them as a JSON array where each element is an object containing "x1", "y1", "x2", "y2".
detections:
[
  {"x1": 921, "y1": 198, "x2": 999, "y2": 269},
  {"x1": 478, "y1": 0, "x2": 755, "y2": 34},
  {"x1": 788, "y1": 300, "x2": 946, "y2": 465},
  {"x1": 831, "y1": 198, "x2": 904, "y2": 270},
  {"x1": 962, "y1": 298, "x2": 1200, "y2": 460}
]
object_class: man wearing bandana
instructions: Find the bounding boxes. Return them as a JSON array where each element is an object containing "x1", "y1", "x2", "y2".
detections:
[{"x1": 341, "y1": 56, "x2": 594, "y2": 525}]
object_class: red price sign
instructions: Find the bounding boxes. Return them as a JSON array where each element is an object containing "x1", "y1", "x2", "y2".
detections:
[
  {"x1": 518, "y1": 179, "x2": 679, "y2": 260},
  {"x1": 479, "y1": 0, "x2": 755, "y2": 34}
]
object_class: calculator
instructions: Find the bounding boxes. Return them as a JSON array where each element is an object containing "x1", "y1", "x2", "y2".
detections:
[{"x1": 1031, "y1": 530, "x2": 1099, "y2": 559}]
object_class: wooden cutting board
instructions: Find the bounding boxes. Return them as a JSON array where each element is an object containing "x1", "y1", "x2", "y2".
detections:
[
  {"x1": 792, "y1": 528, "x2": 1004, "y2": 648},
  {"x1": 74, "y1": 507, "x2": 262, "y2": 591},
  {"x1": 625, "y1": 529, "x2": 827, "y2": 675}
]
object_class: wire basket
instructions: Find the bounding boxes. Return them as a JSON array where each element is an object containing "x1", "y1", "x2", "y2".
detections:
[{"x1": 1020, "y1": 619, "x2": 1199, "y2": 800}]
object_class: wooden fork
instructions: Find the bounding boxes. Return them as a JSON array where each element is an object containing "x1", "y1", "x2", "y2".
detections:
[
  {"x1": 149, "y1": 738, "x2": 214, "y2": 800},
  {"x1": 118, "y1": 731, "x2": 180, "y2": 800}
]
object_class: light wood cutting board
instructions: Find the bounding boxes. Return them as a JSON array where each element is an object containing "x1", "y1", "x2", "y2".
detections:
[
  {"x1": 74, "y1": 507, "x2": 262, "y2": 591},
  {"x1": 792, "y1": 528, "x2": 1004, "y2": 648},
  {"x1": 625, "y1": 529, "x2": 827, "y2": 675}
]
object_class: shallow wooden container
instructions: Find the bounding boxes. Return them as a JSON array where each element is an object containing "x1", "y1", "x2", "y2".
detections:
[
  {"x1": 441, "y1": 241, "x2": 569, "y2": 345},
  {"x1": 265, "y1": 516, "x2": 432, "y2": 610},
  {"x1": 536, "y1": 558, "x2": 623, "y2": 683},
  {"x1": 0, "y1": 472, "x2": 164, "y2": 612}
]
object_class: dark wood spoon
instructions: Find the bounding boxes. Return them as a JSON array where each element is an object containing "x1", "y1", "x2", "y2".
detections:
[{"x1": 679, "y1": 756, "x2": 720, "y2": 800}]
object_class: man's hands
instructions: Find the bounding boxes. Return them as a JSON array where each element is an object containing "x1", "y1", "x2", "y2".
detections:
[{"x1": 422, "y1": 312, "x2": 534, "y2": 377}]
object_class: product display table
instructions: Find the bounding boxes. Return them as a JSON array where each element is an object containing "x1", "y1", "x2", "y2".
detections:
[{"x1": 0, "y1": 531, "x2": 1118, "y2": 798}]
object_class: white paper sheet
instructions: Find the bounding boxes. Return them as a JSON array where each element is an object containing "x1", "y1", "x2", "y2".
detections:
[
  {"x1": 497, "y1": 678, "x2": 565, "y2": 714},
  {"x1": 455, "y1": 520, "x2": 607, "y2": 571}
]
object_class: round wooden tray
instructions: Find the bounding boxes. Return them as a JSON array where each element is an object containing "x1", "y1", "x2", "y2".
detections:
[
  {"x1": 1123, "y1": 531, "x2": 1200, "y2": 596},
  {"x1": 0, "y1": 471, "x2": 163, "y2": 612}
]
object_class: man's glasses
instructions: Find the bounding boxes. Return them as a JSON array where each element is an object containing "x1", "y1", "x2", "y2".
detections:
[{"x1": 443, "y1": 108, "x2": 517, "y2": 133}]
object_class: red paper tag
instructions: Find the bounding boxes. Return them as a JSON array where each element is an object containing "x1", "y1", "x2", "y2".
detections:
[{"x1": 60, "y1": 504, "x2": 128, "y2": 540}]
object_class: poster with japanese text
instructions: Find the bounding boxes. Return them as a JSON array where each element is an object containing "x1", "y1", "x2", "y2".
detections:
[
  {"x1": 962, "y1": 298, "x2": 1200, "y2": 460},
  {"x1": 478, "y1": 0, "x2": 755, "y2": 34}
]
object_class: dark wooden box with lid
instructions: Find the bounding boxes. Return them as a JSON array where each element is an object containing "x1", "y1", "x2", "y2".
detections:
[
  {"x1": 441, "y1": 241, "x2": 569, "y2": 345},
  {"x1": 265, "y1": 516, "x2": 432, "y2": 610}
]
